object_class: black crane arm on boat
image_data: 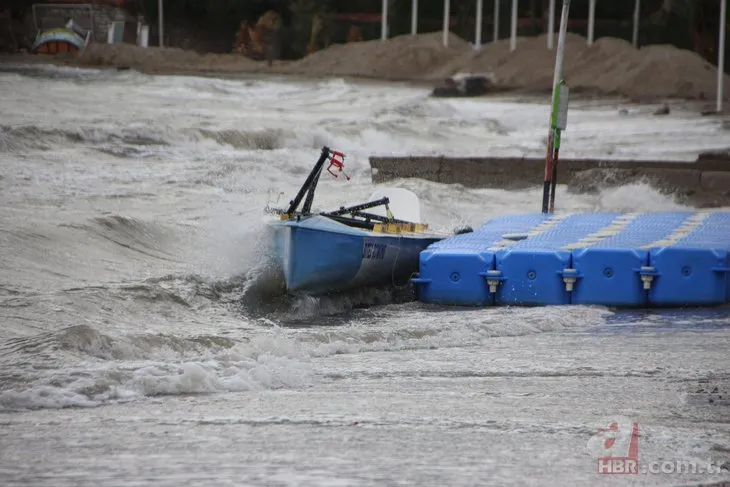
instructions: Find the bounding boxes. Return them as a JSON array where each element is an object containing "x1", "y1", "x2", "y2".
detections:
[
  {"x1": 285, "y1": 146, "x2": 331, "y2": 215},
  {"x1": 321, "y1": 198, "x2": 411, "y2": 224},
  {"x1": 324, "y1": 198, "x2": 390, "y2": 216},
  {"x1": 276, "y1": 146, "x2": 414, "y2": 230}
]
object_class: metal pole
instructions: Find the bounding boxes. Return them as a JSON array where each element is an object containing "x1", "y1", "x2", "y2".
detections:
[
  {"x1": 548, "y1": 0, "x2": 555, "y2": 49},
  {"x1": 382, "y1": 0, "x2": 388, "y2": 40},
  {"x1": 411, "y1": 0, "x2": 418, "y2": 35},
  {"x1": 91, "y1": 0, "x2": 96, "y2": 42},
  {"x1": 158, "y1": 0, "x2": 163, "y2": 47},
  {"x1": 718, "y1": 0, "x2": 727, "y2": 113},
  {"x1": 494, "y1": 0, "x2": 500, "y2": 42},
  {"x1": 587, "y1": 0, "x2": 595, "y2": 45},
  {"x1": 551, "y1": 2, "x2": 570, "y2": 135},
  {"x1": 632, "y1": 0, "x2": 640, "y2": 48},
  {"x1": 443, "y1": 0, "x2": 450, "y2": 47},
  {"x1": 475, "y1": 0, "x2": 483, "y2": 48},
  {"x1": 542, "y1": 0, "x2": 571, "y2": 214},
  {"x1": 510, "y1": 0, "x2": 518, "y2": 51}
]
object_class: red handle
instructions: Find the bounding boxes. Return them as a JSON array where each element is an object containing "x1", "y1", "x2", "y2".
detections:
[{"x1": 327, "y1": 151, "x2": 350, "y2": 181}]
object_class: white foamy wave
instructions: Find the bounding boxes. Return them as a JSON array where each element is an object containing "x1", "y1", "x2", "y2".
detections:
[
  {"x1": 0, "y1": 301, "x2": 613, "y2": 412},
  {"x1": 0, "y1": 331, "x2": 312, "y2": 411},
  {"x1": 298, "y1": 304, "x2": 615, "y2": 358},
  {"x1": 376, "y1": 178, "x2": 690, "y2": 233},
  {"x1": 0, "y1": 386, "x2": 102, "y2": 410},
  {"x1": 593, "y1": 182, "x2": 689, "y2": 212}
]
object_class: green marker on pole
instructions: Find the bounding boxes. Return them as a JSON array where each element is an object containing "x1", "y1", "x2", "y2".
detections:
[
  {"x1": 550, "y1": 81, "x2": 562, "y2": 129},
  {"x1": 549, "y1": 80, "x2": 570, "y2": 213}
]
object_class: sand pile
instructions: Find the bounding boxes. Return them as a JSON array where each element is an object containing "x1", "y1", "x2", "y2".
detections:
[
  {"x1": 429, "y1": 32, "x2": 590, "y2": 91},
  {"x1": 283, "y1": 31, "x2": 471, "y2": 80},
  {"x1": 429, "y1": 32, "x2": 730, "y2": 101},
  {"x1": 617, "y1": 43, "x2": 729, "y2": 100},
  {"x1": 77, "y1": 43, "x2": 263, "y2": 73},
  {"x1": 63, "y1": 30, "x2": 730, "y2": 102},
  {"x1": 556, "y1": 36, "x2": 729, "y2": 100}
]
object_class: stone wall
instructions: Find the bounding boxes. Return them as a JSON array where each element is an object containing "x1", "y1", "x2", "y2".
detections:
[{"x1": 369, "y1": 152, "x2": 730, "y2": 208}]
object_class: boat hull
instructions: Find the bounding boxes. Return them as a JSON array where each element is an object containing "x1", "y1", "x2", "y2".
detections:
[
  {"x1": 269, "y1": 215, "x2": 441, "y2": 295},
  {"x1": 31, "y1": 28, "x2": 85, "y2": 55}
]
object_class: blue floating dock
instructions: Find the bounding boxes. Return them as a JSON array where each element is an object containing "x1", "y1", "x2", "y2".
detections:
[{"x1": 413, "y1": 211, "x2": 730, "y2": 307}]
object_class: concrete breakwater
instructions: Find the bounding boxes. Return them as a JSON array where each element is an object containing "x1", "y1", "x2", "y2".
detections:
[{"x1": 369, "y1": 151, "x2": 730, "y2": 208}]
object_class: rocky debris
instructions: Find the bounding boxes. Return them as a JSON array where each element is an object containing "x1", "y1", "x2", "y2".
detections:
[{"x1": 431, "y1": 73, "x2": 501, "y2": 98}]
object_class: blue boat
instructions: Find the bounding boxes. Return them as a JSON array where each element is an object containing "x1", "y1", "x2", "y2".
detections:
[{"x1": 266, "y1": 147, "x2": 445, "y2": 295}]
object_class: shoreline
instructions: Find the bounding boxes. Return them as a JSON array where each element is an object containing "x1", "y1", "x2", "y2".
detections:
[{"x1": 0, "y1": 52, "x2": 721, "y2": 115}]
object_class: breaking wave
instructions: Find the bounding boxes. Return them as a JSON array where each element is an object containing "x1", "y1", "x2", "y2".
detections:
[
  {"x1": 0, "y1": 301, "x2": 615, "y2": 411},
  {"x1": 0, "y1": 123, "x2": 338, "y2": 154},
  {"x1": 0, "y1": 325, "x2": 313, "y2": 411},
  {"x1": 0, "y1": 124, "x2": 170, "y2": 152}
]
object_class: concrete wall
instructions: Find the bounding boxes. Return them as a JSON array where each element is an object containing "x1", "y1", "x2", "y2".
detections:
[
  {"x1": 92, "y1": 5, "x2": 130, "y2": 43},
  {"x1": 369, "y1": 152, "x2": 730, "y2": 208}
]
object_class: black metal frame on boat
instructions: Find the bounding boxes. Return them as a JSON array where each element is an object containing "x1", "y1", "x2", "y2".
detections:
[{"x1": 267, "y1": 146, "x2": 415, "y2": 231}]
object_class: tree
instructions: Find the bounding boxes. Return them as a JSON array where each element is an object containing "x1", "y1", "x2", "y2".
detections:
[{"x1": 650, "y1": 0, "x2": 722, "y2": 63}]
